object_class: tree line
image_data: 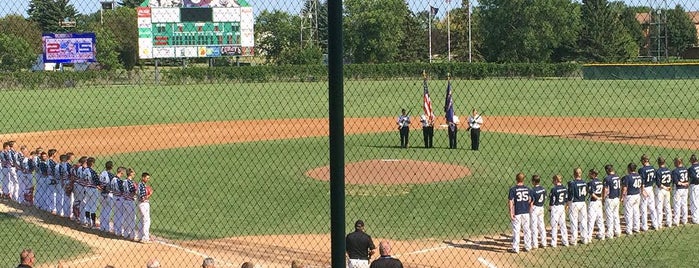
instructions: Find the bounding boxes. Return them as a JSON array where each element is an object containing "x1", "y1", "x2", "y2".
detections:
[{"x1": 0, "y1": 0, "x2": 696, "y2": 71}]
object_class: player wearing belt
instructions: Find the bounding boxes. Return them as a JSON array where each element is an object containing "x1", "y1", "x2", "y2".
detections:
[
  {"x1": 57, "y1": 154, "x2": 72, "y2": 218},
  {"x1": 549, "y1": 174, "x2": 569, "y2": 247},
  {"x1": 35, "y1": 152, "x2": 50, "y2": 211},
  {"x1": 687, "y1": 154, "x2": 699, "y2": 224},
  {"x1": 99, "y1": 161, "x2": 115, "y2": 232},
  {"x1": 122, "y1": 168, "x2": 138, "y2": 240},
  {"x1": 508, "y1": 172, "x2": 532, "y2": 253},
  {"x1": 1, "y1": 142, "x2": 16, "y2": 200},
  {"x1": 529, "y1": 175, "x2": 546, "y2": 249},
  {"x1": 655, "y1": 157, "x2": 673, "y2": 228},
  {"x1": 567, "y1": 168, "x2": 588, "y2": 245},
  {"x1": 586, "y1": 169, "x2": 605, "y2": 241},
  {"x1": 112, "y1": 167, "x2": 126, "y2": 236},
  {"x1": 7, "y1": 141, "x2": 20, "y2": 202},
  {"x1": 83, "y1": 157, "x2": 101, "y2": 229},
  {"x1": 71, "y1": 156, "x2": 86, "y2": 223},
  {"x1": 672, "y1": 157, "x2": 689, "y2": 225},
  {"x1": 17, "y1": 146, "x2": 32, "y2": 205},
  {"x1": 638, "y1": 154, "x2": 658, "y2": 231},
  {"x1": 622, "y1": 163, "x2": 643, "y2": 235},
  {"x1": 137, "y1": 172, "x2": 153, "y2": 243},
  {"x1": 47, "y1": 149, "x2": 59, "y2": 214},
  {"x1": 603, "y1": 165, "x2": 622, "y2": 238}
]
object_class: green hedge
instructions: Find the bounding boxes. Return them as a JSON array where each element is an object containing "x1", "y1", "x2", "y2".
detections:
[{"x1": 0, "y1": 63, "x2": 581, "y2": 89}]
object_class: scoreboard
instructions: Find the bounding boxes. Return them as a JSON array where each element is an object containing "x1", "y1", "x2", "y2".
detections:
[{"x1": 138, "y1": 0, "x2": 254, "y2": 59}]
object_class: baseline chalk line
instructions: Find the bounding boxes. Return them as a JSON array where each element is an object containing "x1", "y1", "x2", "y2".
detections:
[{"x1": 477, "y1": 257, "x2": 498, "y2": 268}]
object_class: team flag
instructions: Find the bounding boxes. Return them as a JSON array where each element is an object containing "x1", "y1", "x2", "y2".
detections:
[
  {"x1": 423, "y1": 77, "x2": 435, "y2": 122},
  {"x1": 430, "y1": 6, "x2": 439, "y2": 16},
  {"x1": 444, "y1": 80, "x2": 454, "y2": 124}
]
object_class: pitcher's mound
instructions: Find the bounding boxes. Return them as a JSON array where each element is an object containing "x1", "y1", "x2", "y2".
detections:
[{"x1": 305, "y1": 159, "x2": 471, "y2": 185}]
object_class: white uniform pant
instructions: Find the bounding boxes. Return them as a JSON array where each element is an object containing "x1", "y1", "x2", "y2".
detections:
[
  {"x1": 60, "y1": 190, "x2": 73, "y2": 218},
  {"x1": 550, "y1": 205, "x2": 568, "y2": 247},
  {"x1": 7, "y1": 168, "x2": 18, "y2": 201},
  {"x1": 47, "y1": 176, "x2": 58, "y2": 213},
  {"x1": 624, "y1": 194, "x2": 641, "y2": 234},
  {"x1": 0, "y1": 167, "x2": 7, "y2": 197},
  {"x1": 34, "y1": 176, "x2": 47, "y2": 211},
  {"x1": 690, "y1": 184, "x2": 699, "y2": 224},
  {"x1": 347, "y1": 259, "x2": 369, "y2": 268},
  {"x1": 114, "y1": 197, "x2": 124, "y2": 236},
  {"x1": 674, "y1": 189, "x2": 689, "y2": 225},
  {"x1": 605, "y1": 198, "x2": 621, "y2": 238},
  {"x1": 19, "y1": 172, "x2": 33, "y2": 205},
  {"x1": 73, "y1": 184, "x2": 84, "y2": 222},
  {"x1": 138, "y1": 202, "x2": 151, "y2": 241},
  {"x1": 569, "y1": 202, "x2": 588, "y2": 244},
  {"x1": 656, "y1": 188, "x2": 673, "y2": 227},
  {"x1": 530, "y1": 206, "x2": 546, "y2": 248},
  {"x1": 640, "y1": 186, "x2": 658, "y2": 230},
  {"x1": 511, "y1": 213, "x2": 531, "y2": 252},
  {"x1": 100, "y1": 193, "x2": 114, "y2": 232},
  {"x1": 587, "y1": 200, "x2": 605, "y2": 240},
  {"x1": 123, "y1": 200, "x2": 136, "y2": 239}
]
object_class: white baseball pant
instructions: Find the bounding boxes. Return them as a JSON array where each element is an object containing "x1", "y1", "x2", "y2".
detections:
[
  {"x1": 569, "y1": 202, "x2": 588, "y2": 245},
  {"x1": 7, "y1": 167, "x2": 18, "y2": 202},
  {"x1": 138, "y1": 201, "x2": 151, "y2": 241},
  {"x1": 511, "y1": 213, "x2": 531, "y2": 252},
  {"x1": 530, "y1": 206, "x2": 546, "y2": 248},
  {"x1": 123, "y1": 200, "x2": 137, "y2": 239},
  {"x1": 624, "y1": 194, "x2": 641, "y2": 234},
  {"x1": 347, "y1": 259, "x2": 369, "y2": 268},
  {"x1": 587, "y1": 200, "x2": 605, "y2": 240},
  {"x1": 655, "y1": 188, "x2": 673, "y2": 227},
  {"x1": 19, "y1": 171, "x2": 33, "y2": 205},
  {"x1": 690, "y1": 184, "x2": 699, "y2": 224},
  {"x1": 605, "y1": 198, "x2": 621, "y2": 238},
  {"x1": 640, "y1": 186, "x2": 658, "y2": 230},
  {"x1": 674, "y1": 189, "x2": 689, "y2": 225},
  {"x1": 100, "y1": 193, "x2": 114, "y2": 232},
  {"x1": 550, "y1": 205, "x2": 568, "y2": 247}
]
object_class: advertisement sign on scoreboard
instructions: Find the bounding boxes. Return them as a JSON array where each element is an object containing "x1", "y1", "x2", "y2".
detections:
[{"x1": 42, "y1": 33, "x2": 97, "y2": 63}]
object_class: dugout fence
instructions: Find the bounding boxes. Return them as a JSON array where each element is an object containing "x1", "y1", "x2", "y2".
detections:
[{"x1": 1, "y1": 0, "x2": 699, "y2": 267}]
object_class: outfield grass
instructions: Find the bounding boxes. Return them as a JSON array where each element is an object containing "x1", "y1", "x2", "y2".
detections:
[
  {"x1": 0, "y1": 213, "x2": 90, "y2": 267},
  {"x1": 0, "y1": 79, "x2": 698, "y2": 133}
]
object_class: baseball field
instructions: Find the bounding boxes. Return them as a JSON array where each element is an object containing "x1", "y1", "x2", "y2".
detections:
[{"x1": 1, "y1": 78, "x2": 698, "y2": 267}]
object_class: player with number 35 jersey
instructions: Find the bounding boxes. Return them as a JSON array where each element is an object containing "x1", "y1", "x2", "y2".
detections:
[{"x1": 508, "y1": 173, "x2": 532, "y2": 253}]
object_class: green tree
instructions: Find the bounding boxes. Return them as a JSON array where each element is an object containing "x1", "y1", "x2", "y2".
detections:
[
  {"x1": 119, "y1": 0, "x2": 145, "y2": 8},
  {"x1": 620, "y1": 7, "x2": 645, "y2": 55},
  {"x1": 93, "y1": 27, "x2": 121, "y2": 70},
  {"x1": 478, "y1": 0, "x2": 580, "y2": 63},
  {"x1": 665, "y1": 5, "x2": 697, "y2": 56},
  {"x1": 277, "y1": 45, "x2": 323, "y2": 65},
  {"x1": 28, "y1": 0, "x2": 78, "y2": 33},
  {"x1": 578, "y1": 0, "x2": 638, "y2": 62},
  {"x1": 100, "y1": 7, "x2": 138, "y2": 70},
  {"x1": 0, "y1": 34, "x2": 36, "y2": 71},
  {"x1": 396, "y1": 10, "x2": 427, "y2": 62},
  {"x1": 344, "y1": 0, "x2": 407, "y2": 63},
  {"x1": 254, "y1": 10, "x2": 300, "y2": 64},
  {"x1": 0, "y1": 15, "x2": 43, "y2": 54},
  {"x1": 450, "y1": 6, "x2": 483, "y2": 62}
]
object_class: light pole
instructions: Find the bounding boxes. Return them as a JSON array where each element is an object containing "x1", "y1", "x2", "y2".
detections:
[{"x1": 100, "y1": 0, "x2": 115, "y2": 24}]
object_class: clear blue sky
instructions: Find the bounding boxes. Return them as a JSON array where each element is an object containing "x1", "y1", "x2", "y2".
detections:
[{"x1": 0, "y1": 0, "x2": 695, "y2": 19}]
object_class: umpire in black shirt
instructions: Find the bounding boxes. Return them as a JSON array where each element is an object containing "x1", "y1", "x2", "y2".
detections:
[{"x1": 346, "y1": 220, "x2": 376, "y2": 268}]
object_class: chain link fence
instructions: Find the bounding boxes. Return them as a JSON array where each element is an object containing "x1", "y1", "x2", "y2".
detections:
[{"x1": 1, "y1": 0, "x2": 699, "y2": 267}]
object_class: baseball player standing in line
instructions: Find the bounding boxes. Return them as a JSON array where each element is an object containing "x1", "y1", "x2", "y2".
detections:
[
  {"x1": 529, "y1": 175, "x2": 546, "y2": 249},
  {"x1": 508, "y1": 172, "x2": 532, "y2": 253},
  {"x1": 687, "y1": 154, "x2": 699, "y2": 224},
  {"x1": 671, "y1": 157, "x2": 689, "y2": 225},
  {"x1": 1, "y1": 142, "x2": 13, "y2": 200},
  {"x1": 71, "y1": 156, "x2": 86, "y2": 223},
  {"x1": 586, "y1": 169, "x2": 605, "y2": 241},
  {"x1": 7, "y1": 141, "x2": 20, "y2": 202},
  {"x1": 123, "y1": 168, "x2": 138, "y2": 240},
  {"x1": 112, "y1": 167, "x2": 126, "y2": 237},
  {"x1": 84, "y1": 157, "x2": 100, "y2": 229},
  {"x1": 47, "y1": 149, "x2": 58, "y2": 214},
  {"x1": 567, "y1": 167, "x2": 588, "y2": 245},
  {"x1": 655, "y1": 157, "x2": 673, "y2": 228},
  {"x1": 57, "y1": 154, "x2": 72, "y2": 218},
  {"x1": 638, "y1": 154, "x2": 659, "y2": 231},
  {"x1": 621, "y1": 162, "x2": 643, "y2": 235},
  {"x1": 99, "y1": 161, "x2": 115, "y2": 233},
  {"x1": 603, "y1": 165, "x2": 622, "y2": 238},
  {"x1": 35, "y1": 152, "x2": 50, "y2": 211},
  {"x1": 17, "y1": 146, "x2": 32, "y2": 205},
  {"x1": 549, "y1": 174, "x2": 569, "y2": 247},
  {"x1": 137, "y1": 172, "x2": 153, "y2": 243}
]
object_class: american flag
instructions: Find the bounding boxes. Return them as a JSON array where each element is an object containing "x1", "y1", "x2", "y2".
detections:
[
  {"x1": 444, "y1": 80, "x2": 454, "y2": 124},
  {"x1": 423, "y1": 77, "x2": 434, "y2": 123}
]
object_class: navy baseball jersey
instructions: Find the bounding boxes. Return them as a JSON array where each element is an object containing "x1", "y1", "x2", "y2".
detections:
[
  {"x1": 638, "y1": 165, "x2": 656, "y2": 187},
  {"x1": 508, "y1": 185, "x2": 532, "y2": 215},
  {"x1": 688, "y1": 163, "x2": 699, "y2": 185},
  {"x1": 672, "y1": 167, "x2": 689, "y2": 189},
  {"x1": 87, "y1": 168, "x2": 100, "y2": 187},
  {"x1": 531, "y1": 185, "x2": 546, "y2": 207},
  {"x1": 48, "y1": 159, "x2": 57, "y2": 177},
  {"x1": 587, "y1": 179, "x2": 604, "y2": 201},
  {"x1": 138, "y1": 181, "x2": 148, "y2": 202},
  {"x1": 37, "y1": 160, "x2": 49, "y2": 176},
  {"x1": 604, "y1": 174, "x2": 621, "y2": 199},
  {"x1": 623, "y1": 173, "x2": 643, "y2": 195},
  {"x1": 549, "y1": 185, "x2": 568, "y2": 206},
  {"x1": 0, "y1": 151, "x2": 10, "y2": 168},
  {"x1": 567, "y1": 179, "x2": 587, "y2": 202},
  {"x1": 656, "y1": 167, "x2": 672, "y2": 188},
  {"x1": 124, "y1": 179, "x2": 137, "y2": 201}
]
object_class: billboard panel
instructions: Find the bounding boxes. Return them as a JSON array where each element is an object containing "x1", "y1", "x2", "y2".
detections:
[{"x1": 42, "y1": 33, "x2": 97, "y2": 64}]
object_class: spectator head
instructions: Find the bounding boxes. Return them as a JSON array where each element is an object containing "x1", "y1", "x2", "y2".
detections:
[
  {"x1": 241, "y1": 262, "x2": 254, "y2": 268},
  {"x1": 202, "y1": 257, "x2": 216, "y2": 268},
  {"x1": 146, "y1": 258, "x2": 160, "y2": 268},
  {"x1": 20, "y1": 248, "x2": 35, "y2": 265},
  {"x1": 379, "y1": 241, "x2": 394, "y2": 256}
]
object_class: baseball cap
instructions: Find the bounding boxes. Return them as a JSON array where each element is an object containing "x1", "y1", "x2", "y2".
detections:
[{"x1": 354, "y1": 220, "x2": 364, "y2": 228}]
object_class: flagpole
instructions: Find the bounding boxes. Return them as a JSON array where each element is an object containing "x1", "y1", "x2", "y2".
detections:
[
  {"x1": 428, "y1": 4, "x2": 432, "y2": 63},
  {"x1": 468, "y1": 0, "x2": 472, "y2": 63},
  {"x1": 447, "y1": 1, "x2": 451, "y2": 62}
]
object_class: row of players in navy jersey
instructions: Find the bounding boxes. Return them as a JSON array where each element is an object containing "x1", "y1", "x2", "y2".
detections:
[
  {"x1": 508, "y1": 154, "x2": 699, "y2": 253},
  {"x1": 0, "y1": 141, "x2": 154, "y2": 243}
]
